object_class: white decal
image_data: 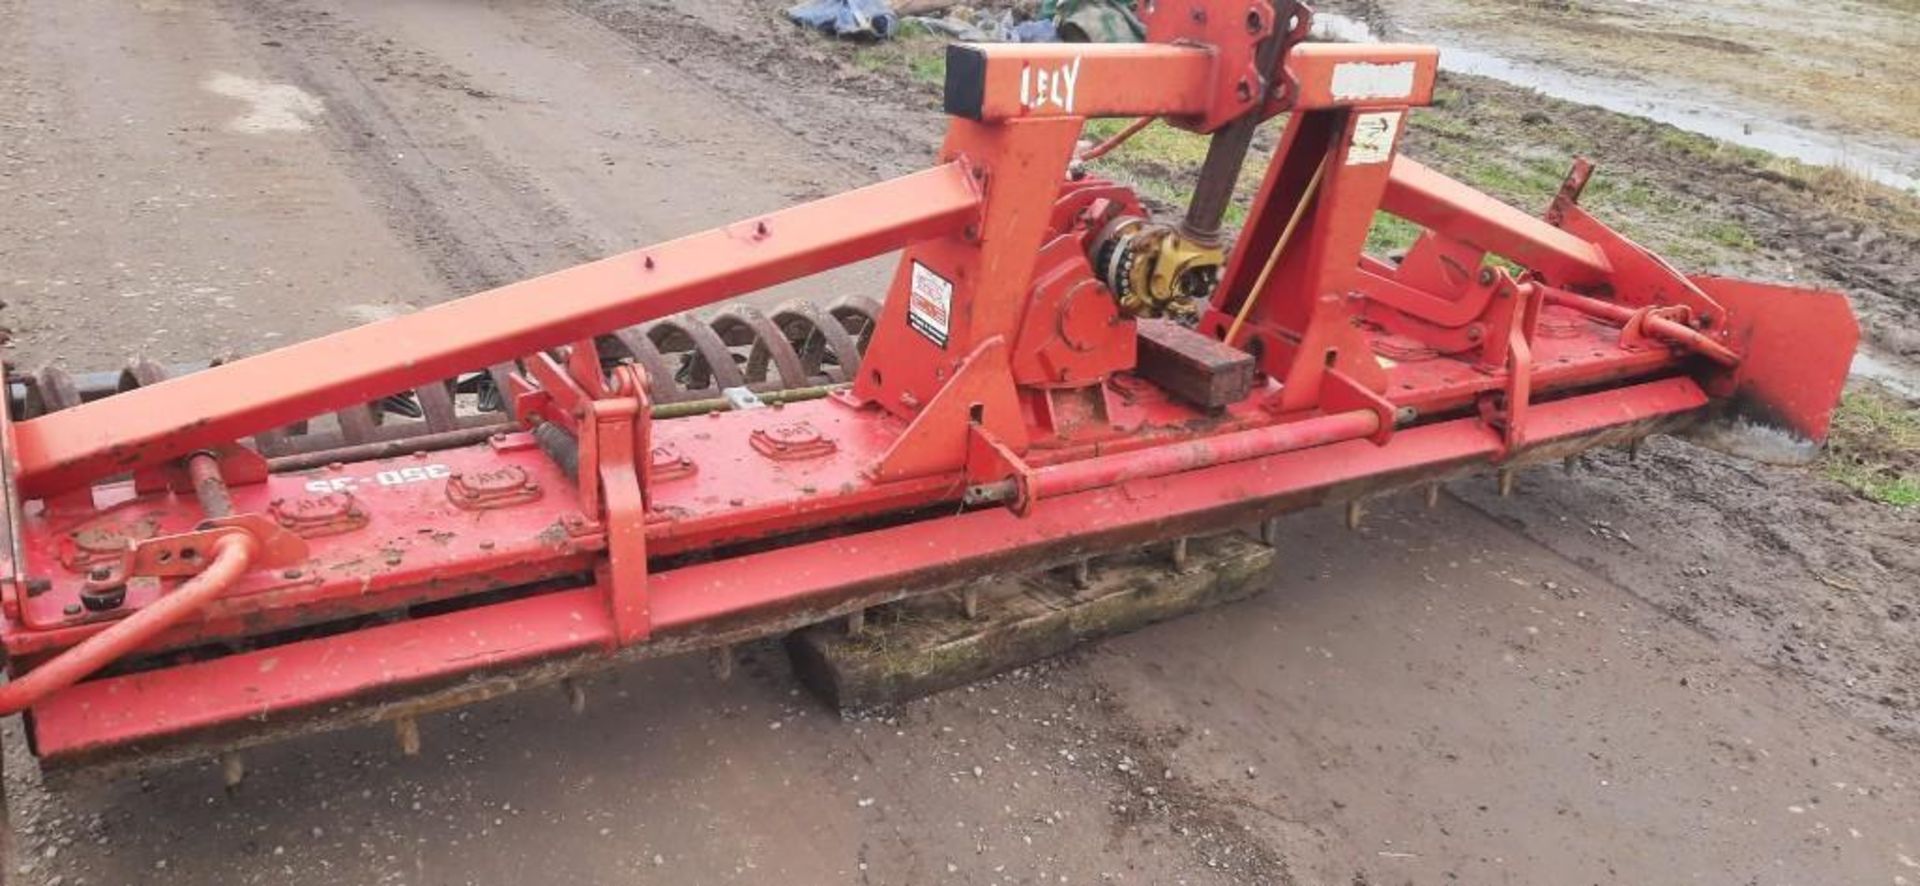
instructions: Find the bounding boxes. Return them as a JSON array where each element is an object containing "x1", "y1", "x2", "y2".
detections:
[
  {"x1": 1330, "y1": 61, "x2": 1416, "y2": 102},
  {"x1": 1018, "y1": 56, "x2": 1083, "y2": 114},
  {"x1": 305, "y1": 463, "x2": 453, "y2": 495},
  {"x1": 1346, "y1": 111, "x2": 1403, "y2": 166},
  {"x1": 906, "y1": 261, "x2": 954, "y2": 348}
]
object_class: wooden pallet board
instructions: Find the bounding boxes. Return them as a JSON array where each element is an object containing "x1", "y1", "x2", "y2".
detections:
[{"x1": 786, "y1": 531, "x2": 1276, "y2": 709}]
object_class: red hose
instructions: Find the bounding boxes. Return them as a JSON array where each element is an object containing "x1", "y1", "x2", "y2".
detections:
[{"x1": 0, "y1": 533, "x2": 258, "y2": 716}]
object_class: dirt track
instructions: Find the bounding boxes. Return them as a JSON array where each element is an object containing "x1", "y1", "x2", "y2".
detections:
[{"x1": 1, "y1": 0, "x2": 1917, "y2": 884}]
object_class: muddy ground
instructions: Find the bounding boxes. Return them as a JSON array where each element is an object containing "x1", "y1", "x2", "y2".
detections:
[
  {"x1": 0, "y1": 0, "x2": 1916, "y2": 884},
  {"x1": 1356, "y1": 0, "x2": 1920, "y2": 188}
]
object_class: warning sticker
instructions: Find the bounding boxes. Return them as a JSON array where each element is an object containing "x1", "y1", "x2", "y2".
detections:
[
  {"x1": 1346, "y1": 111, "x2": 1402, "y2": 166},
  {"x1": 907, "y1": 260, "x2": 954, "y2": 348},
  {"x1": 1330, "y1": 61, "x2": 1416, "y2": 101}
]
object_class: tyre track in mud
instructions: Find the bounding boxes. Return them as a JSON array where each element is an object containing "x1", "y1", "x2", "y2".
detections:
[
  {"x1": 219, "y1": 0, "x2": 899, "y2": 307},
  {"x1": 221, "y1": 0, "x2": 612, "y2": 297},
  {"x1": 1454, "y1": 437, "x2": 1920, "y2": 747},
  {"x1": 566, "y1": 0, "x2": 946, "y2": 182}
]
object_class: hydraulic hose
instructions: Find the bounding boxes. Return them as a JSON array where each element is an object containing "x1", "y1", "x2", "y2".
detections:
[{"x1": 0, "y1": 532, "x2": 258, "y2": 716}]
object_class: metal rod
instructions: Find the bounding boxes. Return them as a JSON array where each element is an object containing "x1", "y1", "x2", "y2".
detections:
[
  {"x1": 266, "y1": 424, "x2": 509, "y2": 473},
  {"x1": 1542, "y1": 288, "x2": 1739, "y2": 366},
  {"x1": 1000, "y1": 409, "x2": 1381, "y2": 504},
  {"x1": 1078, "y1": 116, "x2": 1154, "y2": 162},
  {"x1": 187, "y1": 452, "x2": 235, "y2": 520},
  {"x1": 6, "y1": 362, "x2": 212, "y2": 417},
  {"x1": 1225, "y1": 154, "x2": 1328, "y2": 346},
  {"x1": 649, "y1": 383, "x2": 842, "y2": 419}
]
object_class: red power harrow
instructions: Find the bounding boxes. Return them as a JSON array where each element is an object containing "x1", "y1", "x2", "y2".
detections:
[{"x1": 0, "y1": 0, "x2": 1856, "y2": 784}]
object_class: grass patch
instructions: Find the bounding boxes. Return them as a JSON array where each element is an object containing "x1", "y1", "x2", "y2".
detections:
[
  {"x1": 1400, "y1": 103, "x2": 1773, "y2": 266},
  {"x1": 1078, "y1": 118, "x2": 1270, "y2": 227},
  {"x1": 1653, "y1": 125, "x2": 1920, "y2": 228},
  {"x1": 1083, "y1": 118, "x2": 1217, "y2": 168},
  {"x1": 1366, "y1": 212, "x2": 1424, "y2": 255},
  {"x1": 850, "y1": 28, "x2": 947, "y2": 87},
  {"x1": 1822, "y1": 386, "x2": 1920, "y2": 507}
]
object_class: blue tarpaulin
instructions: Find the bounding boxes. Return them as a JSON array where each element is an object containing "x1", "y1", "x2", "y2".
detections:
[{"x1": 787, "y1": 0, "x2": 898, "y2": 39}]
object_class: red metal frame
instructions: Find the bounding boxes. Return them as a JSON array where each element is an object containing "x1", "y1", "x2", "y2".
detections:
[{"x1": 0, "y1": 9, "x2": 1856, "y2": 768}]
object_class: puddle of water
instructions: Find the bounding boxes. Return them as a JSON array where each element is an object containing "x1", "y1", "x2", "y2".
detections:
[
  {"x1": 202, "y1": 72, "x2": 325, "y2": 134},
  {"x1": 1310, "y1": 13, "x2": 1918, "y2": 192},
  {"x1": 1851, "y1": 349, "x2": 1920, "y2": 400}
]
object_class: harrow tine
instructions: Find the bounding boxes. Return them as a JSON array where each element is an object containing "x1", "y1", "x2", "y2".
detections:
[
  {"x1": 221, "y1": 753, "x2": 246, "y2": 790},
  {"x1": 1170, "y1": 535, "x2": 1192, "y2": 573},
  {"x1": 416, "y1": 380, "x2": 459, "y2": 432},
  {"x1": 828, "y1": 295, "x2": 882, "y2": 354},
  {"x1": 395, "y1": 716, "x2": 422, "y2": 757},
  {"x1": 711, "y1": 645, "x2": 736, "y2": 681},
  {"x1": 29, "y1": 365, "x2": 81, "y2": 413}
]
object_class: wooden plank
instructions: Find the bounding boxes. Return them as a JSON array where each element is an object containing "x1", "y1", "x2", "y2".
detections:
[
  {"x1": 1134, "y1": 319, "x2": 1255, "y2": 409},
  {"x1": 786, "y1": 532, "x2": 1275, "y2": 709}
]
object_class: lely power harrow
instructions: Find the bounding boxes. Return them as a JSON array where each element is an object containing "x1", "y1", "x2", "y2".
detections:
[{"x1": 0, "y1": 0, "x2": 1855, "y2": 793}]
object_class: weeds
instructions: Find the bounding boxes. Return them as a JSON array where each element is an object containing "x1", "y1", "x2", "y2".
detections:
[
  {"x1": 850, "y1": 29, "x2": 946, "y2": 87},
  {"x1": 1365, "y1": 213, "x2": 1424, "y2": 255},
  {"x1": 1822, "y1": 386, "x2": 1920, "y2": 507},
  {"x1": 1079, "y1": 118, "x2": 1268, "y2": 226}
]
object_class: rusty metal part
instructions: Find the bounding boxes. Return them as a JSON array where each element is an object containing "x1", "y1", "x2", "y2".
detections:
[{"x1": 187, "y1": 453, "x2": 235, "y2": 520}]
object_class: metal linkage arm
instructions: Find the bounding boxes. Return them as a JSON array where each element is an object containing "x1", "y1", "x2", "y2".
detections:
[{"x1": 11, "y1": 164, "x2": 983, "y2": 498}]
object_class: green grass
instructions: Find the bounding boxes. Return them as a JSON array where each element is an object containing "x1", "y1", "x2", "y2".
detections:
[
  {"x1": 1082, "y1": 118, "x2": 1217, "y2": 167},
  {"x1": 1395, "y1": 95, "x2": 1781, "y2": 267},
  {"x1": 1366, "y1": 212, "x2": 1424, "y2": 255},
  {"x1": 1079, "y1": 118, "x2": 1269, "y2": 227},
  {"x1": 850, "y1": 28, "x2": 947, "y2": 87},
  {"x1": 1822, "y1": 387, "x2": 1920, "y2": 507}
]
